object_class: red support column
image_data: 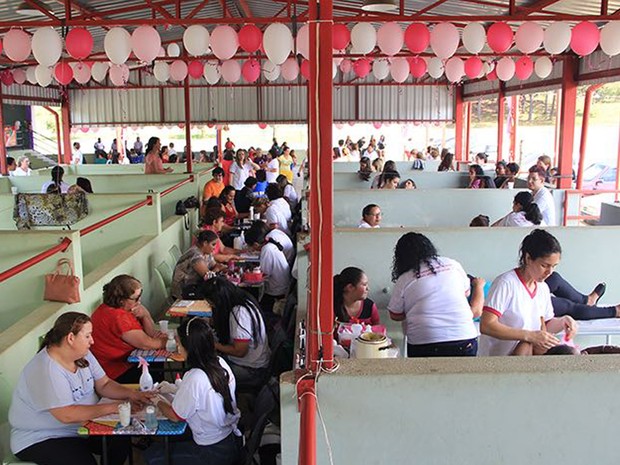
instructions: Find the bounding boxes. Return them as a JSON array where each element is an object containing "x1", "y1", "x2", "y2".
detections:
[
  {"x1": 497, "y1": 84, "x2": 505, "y2": 162},
  {"x1": 216, "y1": 127, "x2": 223, "y2": 164},
  {"x1": 297, "y1": 379, "x2": 317, "y2": 465},
  {"x1": 557, "y1": 57, "x2": 578, "y2": 189},
  {"x1": 60, "y1": 96, "x2": 72, "y2": 164},
  {"x1": 509, "y1": 95, "x2": 518, "y2": 162},
  {"x1": 464, "y1": 102, "x2": 471, "y2": 162},
  {"x1": 0, "y1": 85, "x2": 6, "y2": 176},
  {"x1": 184, "y1": 76, "x2": 193, "y2": 173},
  {"x1": 454, "y1": 86, "x2": 464, "y2": 161},
  {"x1": 576, "y1": 84, "x2": 604, "y2": 190}
]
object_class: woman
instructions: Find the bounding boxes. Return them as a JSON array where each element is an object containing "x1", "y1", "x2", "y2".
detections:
[
  {"x1": 350, "y1": 142, "x2": 360, "y2": 160},
  {"x1": 229, "y1": 149, "x2": 259, "y2": 190},
  {"x1": 201, "y1": 208, "x2": 240, "y2": 262},
  {"x1": 437, "y1": 153, "x2": 455, "y2": 172},
  {"x1": 145, "y1": 317, "x2": 242, "y2": 465},
  {"x1": 370, "y1": 160, "x2": 397, "y2": 189},
  {"x1": 160, "y1": 145, "x2": 170, "y2": 163},
  {"x1": 276, "y1": 174, "x2": 299, "y2": 209},
  {"x1": 13, "y1": 156, "x2": 31, "y2": 176},
  {"x1": 278, "y1": 147, "x2": 295, "y2": 182},
  {"x1": 264, "y1": 183, "x2": 292, "y2": 236},
  {"x1": 478, "y1": 229, "x2": 577, "y2": 356},
  {"x1": 246, "y1": 219, "x2": 295, "y2": 266},
  {"x1": 219, "y1": 186, "x2": 238, "y2": 227},
  {"x1": 144, "y1": 137, "x2": 173, "y2": 174},
  {"x1": 201, "y1": 277, "x2": 271, "y2": 388},
  {"x1": 402, "y1": 179, "x2": 416, "y2": 189},
  {"x1": 357, "y1": 156, "x2": 372, "y2": 182},
  {"x1": 171, "y1": 230, "x2": 223, "y2": 299},
  {"x1": 68, "y1": 177, "x2": 94, "y2": 194},
  {"x1": 388, "y1": 232, "x2": 479, "y2": 357},
  {"x1": 221, "y1": 150, "x2": 234, "y2": 186},
  {"x1": 475, "y1": 152, "x2": 489, "y2": 165},
  {"x1": 380, "y1": 171, "x2": 401, "y2": 189},
  {"x1": 359, "y1": 204, "x2": 381, "y2": 228},
  {"x1": 91, "y1": 275, "x2": 167, "y2": 382},
  {"x1": 528, "y1": 166, "x2": 556, "y2": 226},
  {"x1": 468, "y1": 164, "x2": 484, "y2": 189},
  {"x1": 10, "y1": 312, "x2": 150, "y2": 465},
  {"x1": 333, "y1": 267, "x2": 380, "y2": 326},
  {"x1": 494, "y1": 161, "x2": 508, "y2": 188},
  {"x1": 502, "y1": 162, "x2": 520, "y2": 188},
  {"x1": 492, "y1": 191, "x2": 543, "y2": 227}
]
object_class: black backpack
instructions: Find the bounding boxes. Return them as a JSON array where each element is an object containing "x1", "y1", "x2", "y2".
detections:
[{"x1": 175, "y1": 200, "x2": 188, "y2": 215}]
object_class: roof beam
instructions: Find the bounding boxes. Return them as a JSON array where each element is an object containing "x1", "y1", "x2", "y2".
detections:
[
  {"x1": 237, "y1": 0, "x2": 253, "y2": 17},
  {"x1": 517, "y1": 0, "x2": 563, "y2": 14},
  {"x1": 144, "y1": 0, "x2": 175, "y2": 19},
  {"x1": 187, "y1": 0, "x2": 211, "y2": 19},
  {"x1": 22, "y1": 0, "x2": 61, "y2": 21},
  {"x1": 414, "y1": 0, "x2": 451, "y2": 16}
]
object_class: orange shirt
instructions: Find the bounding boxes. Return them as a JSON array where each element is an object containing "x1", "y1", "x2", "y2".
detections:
[{"x1": 202, "y1": 179, "x2": 225, "y2": 202}]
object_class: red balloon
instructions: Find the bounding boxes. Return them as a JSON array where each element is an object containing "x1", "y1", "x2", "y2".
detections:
[
  {"x1": 54, "y1": 62, "x2": 74, "y2": 85},
  {"x1": 487, "y1": 22, "x2": 513, "y2": 53},
  {"x1": 486, "y1": 68, "x2": 498, "y2": 81},
  {"x1": 332, "y1": 24, "x2": 350, "y2": 50},
  {"x1": 464, "y1": 56, "x2": 483, "y2": 79},
  {"x1": 258, "y1": 122, "x2": 268, "y2": 129},
  {"x1": 188, "y1": 60, "x2": 204, "y2": 79},
  {"x1": 570, "y1": 21, "x2": 600, "y2": 57},
  {"x1": 404, "y1": 23, "x2": 430, "y2": 54},
  {"x1": 1, "y1": 71, "x2": 14, "y2": 86},
  {"x1": 514, "y1": 56, "x2": 534, "y2": 80},
  {"x1": 353, "y1": 58, "x2": 371, "y2": 78},
  {"x1": 238, "y1": 24, "x2": 262, "y2": 53},
  {"x1": 409, "y1": 57, "x2": 427, "y2": 78},
  {"x1": 300, "y1": 59, "x2": 310, "y2": 80},
  {"x1": 0, "y1": 38, "x2": 3, "y2": 55},
  {"x1": 241, "y1": 58, "x2": 260, "y2": 83},
  {"x1": 66, "y1": 28, "x2": 93, "y2": 60}
]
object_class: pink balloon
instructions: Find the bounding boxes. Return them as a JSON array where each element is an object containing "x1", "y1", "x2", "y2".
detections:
[
  {"x1": 131, "y1": 26, "x2": 161, "y2": 63},
  {"x1": 373, "y1": 122, "x2": 382, "y2": 129},
  {"x1": 405, "y1": 23, "x2": 430, "y2": 54},
  {"x1": 390, "y1": 57, "x2": 409, "y2": 83},
  {"x1": 445, "y1": 57, "x2": 464, "y2": 83},
  {"x1": 464, "y1": 56, "x2": 483, "y2": 79},
  {"x1": 54, "y1": 62, "x2": 73, "y2": 85},
  {"x1": 80, "y1": 127, "x2": 89, "y2": 133},
  {"x1": 353, "y1": 58, "x2": 371, "y2": 78},
  {"x1": 170, "y1": 60, "x2": 188, "y2": 81},
  {"x1": 495, "y1": 57, "x2": 515, "y2": 81},
  {"x1": 300, "y1": 59, "x2": 310, "y2": 80},
  {"x1": 487, "y1": 69, "x2": 498, "y2": 81},
  {"x1": 1, "y1": 71, "x2": 14, "y2": 86},
  {"x1": 242, "y1": 58, "x2": 260, "y2": 82},
  {"x1": 281, "y1": 57, "x2": 299, "y2": 81},
  {"x1": 0, "y1": 38, "x2": 3, "y2": 55},
  {"x1": 221, "y1": 60, "x2": 241, "y2": 83},
  {"x1": 66, "y1": 28, "x2": 93, "y2": 60},
  {"x1": 339, "y1": 59, "x2": 352, "y2": 74},
  {"x1": 73, "y1": 62, "x2": 91, "y2": 84},
  {"x1": 188, "y1": 60, "x2": 204, "y2": 79},
  {"x1": 12, "y1": 68, "x2": 26, "y2": 84},
  {"x1": 258, "y1": 122, "x2": 268, "y2": 129},
  {"x1": 430, "y1": 23, "x2": 460, "y2": 59},
  {"x1": 515, "y1": 22, "x2": 543, "y2": 54},
  {"x1": 335, "y1": 123, "x2": 344, "y2": 129},
  {"x1": 409, "y1": 57, "x2": 427, "y2": 78},
  {"x1": 377, "y1": 22, "x2": 404, "y2": 56},
  {"x1": 348, "y1": 122, "x2": 355, "y2": 127},
  {"x1": 109, "y1": 64, "x2": 130, "y2": 86},
  {"x1": 570, "y1": 21, "x2": 600, "y2": 56},
  {"x1": 238, "y1": 24, "x2": 262, "y2": 53},
  {"x1": 487, "y1": 22, "x2": 513, "y2": 53},
  {"x1": 332, "y1": 24, "x2": 350, "y2": 50},
  {"x1": 4, "y1": 29, "x2": 31, "y2": 62},
  {"x1": 211, "y1": 25, "x2": 239, "y2": 60},
  {"x1": 515, "y1": 56, "x2": 534, "y2": 80}
]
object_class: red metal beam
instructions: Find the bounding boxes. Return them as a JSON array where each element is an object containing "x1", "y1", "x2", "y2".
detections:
[
  {"x1": 414, "y1": 0, "x2": 451, "y2": 16},
  {"x1": 145, "y1": 0, "x2": 174, "y2": 19},
  {"x1": 557, "y1": 57, "x2": 578, "y2": 190},
  {"x1": 187, "y1": 0, "x2": 211, "y2": 19},
  {"x1": 576, "y1": 84, "x2": 604, "y2": 189},
  {"x1": 161, "y1": 175, "x2": 195, "y2": 196},
  {"x1": 601, "y1": 0, "x2": 609, "y2": 15},
  {"x1": 0, "y1": 85, "x2": 6, "y2": 176},
  {"x1": 509, "y1": 95, "x2": 518, "y2": 162},
  {"x1": 0, "y1": 238, "x2": 72, "y2": 284},
  {"x1": 460, "y1": 0, "x2": 508, "y2": 9},
  {"x1": 71, "y1": 0, "x2": 177, "y2": 20},
  {"x1": 297, "y1": 378, "x2": 317, "y2": 465},
  {"x1": 497, "y1": 84, "x2": 505, "y2": 161},
  {"x1": 184, "y1": 75, "x2": 193, "y2": 174},
  {"x1": 24, "y1": 0, "x2": 61, "y2": 21},
  {"x1": 81, "y1": 196, "x2": 153, "y2": 236},
  {"x1": 61, "y1": 96, "x2": 72, "y2": 164},
  {"x1": 517, "y1": 0, "x2": 562, "y2": 13},
  {"x1": 237, "y1": 0, "x2": 254, "y2": 17}
]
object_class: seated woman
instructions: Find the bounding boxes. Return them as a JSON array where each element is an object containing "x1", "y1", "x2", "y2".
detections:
[
  {"x1": 91, "y1": 275, "x2": 167, "y2": 382},
  {"x1": 499, "y1": 162, "x2": 520, "y2": 188},
  {"x1": 246, "y1": 220, "x2": 295, "y2": 266},
  {"x1": 145, "y1": 317, "x2": 242, "y2": 465},
  {"x1": 380, "y1": 171, "x2": 401, "y2": 189},
  {"x1": 401, "y1": 178, "x2": 416, "y2": 189},
  {"x1": 494, "y1": 161, "x2": 508, "y2": 188},
  {"x1": 68, "y1": 177, "x2": 94, "y2": 194},
  {"x1": 219, "y1": 186, "x2": 238, "y2": 227},
  {"x1": 264, "y1": 183, "x2": 292, "y2": 236},
  {"x1": 10, "y1": 312, "x2": 150, "y2": 465},
  {"x1": 171, "y1": 230, "x2": 223, "y2": 299},
  {"x1": 468, "y1": 164, "x2": 485, "y2": 188},
  {"x1": 334, "y1": 267, "x2": 380, "y2": 326},
  {"x1": 492, "y1": 191, "x2": 543, "y2": 227},
  {"x1": 437, "y1": 152, "x2": 455, "y2": 172},
  {"x1": 276, "y1": 174, "x2": 299, "y2": 209},
  {"x1": 359, "y1": 204, "x2": 381, "y2": 228},
  {"x1": 370, "y1": 160, "x2": 397, "y2": 189},
  {"x1": 357, "y1": 156, "x2": 373, "y2": 182},
  {"x1": 201, "y1": 208, "x2": 240, "y2": 263},
  {"x1": 388, "y1": 232, "x2": 479, "y2": 357},
  {"x1": 479, "y1": 229, "x2": 577, "y2": 356}
]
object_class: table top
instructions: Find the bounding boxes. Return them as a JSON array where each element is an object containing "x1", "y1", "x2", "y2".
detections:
[
  {"x1": 128, "y1": 349, "x2": 183, "y2": 363},
  {"x1": 167, "y1": 299, "x2": 212, "y2": 318},
  {"x1": 78, "y1": 419, "x2": 186, "y2": 436}
]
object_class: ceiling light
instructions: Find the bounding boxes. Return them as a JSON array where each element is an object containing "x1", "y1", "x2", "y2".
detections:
[
  {"x1": 15, "y1": 1, "x2": 48, "y2": 17},
  {"x1": 361, "y1": 0, "x2": 398, "y2": 12}
]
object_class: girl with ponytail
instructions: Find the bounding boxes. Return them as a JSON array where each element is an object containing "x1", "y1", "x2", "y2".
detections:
[
  {"x1": 333, "y1": 267, "x2": 380, "y2": 325},
  {"x1": 492, "y1": 191, "x2": 544, "y2": 227}
]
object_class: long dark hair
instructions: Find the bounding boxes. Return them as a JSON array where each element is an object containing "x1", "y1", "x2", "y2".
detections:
[
  {"x1": 519, "y1": 229, "x2": 562, "y2": 267},
  {"x1": 40, "y1": 312, "x2": 91, "y2": 367},
  {"x1": 200, "y1": 276, "x2": 263, "y2": 345},
  {"x1": 438, "y1": 153, "x2": 454, "y2": 171},
  {"x1": 391, "y1": 232, "x2": 439, "y2": 281},
  {"x1": 219, "y1": 186, "x2": 236, "y2": 205},
  {"x1": 245, "y1": 221, "x2": 283, "y2": 251},
  {"x1": 145, "y1": 137, "x2": 160, "y2": 156},
  {"x1": 514, "y1": 191, "x2": 542, "y2": 225},
  {"x1": 333, "y1": 267, "x2": 364, "y2": 322},
  {"x1": 177, "y1": 317, "x2": 235, "y2": 415}
]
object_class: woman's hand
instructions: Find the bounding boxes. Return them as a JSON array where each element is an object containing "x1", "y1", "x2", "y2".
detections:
[
  {"x1": 128, "y1": 390, "x2": 156, "y2": 411},
  {"x1": 527, "y1": 330, "x2": 559, "y2": 351},
  {"x1": 130, "y1": 304, "x2": 150, "y2": 320},
  {"x1": 562, "y1": 315, "x2": 578, "y2": 340}
]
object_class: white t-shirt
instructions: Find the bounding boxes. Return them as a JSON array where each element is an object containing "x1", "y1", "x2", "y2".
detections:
[
  {"x1": 41, "y1": 181, "x2": 70, "y2": 193},
  {"x1": 533, "y1": 187, "x2": 556, "y2": 226},
  {"x1": 495, "y1": 211, "x2": 540, "y2": 227},
  {"x1": 13, "y1": 167, "x2": 31, "y2": 176},
  {"x1": 229, "y1": 162, "x2": 253, "y2": 190},
  {"x1": 265, "y1": 198, "x2": 292, "y2": 236},
  {"x1": 267, "y1": 228, "x2": 295, "y2": 265},
  {"x1": 283, "y1": 184, "x2": 298, "y2": 206},
  {"x1": 71, "y1": 150, "x2": 83, "y2": 165},
  {"x1": 387, "y1": 257, "x2": 477, "y2": 345},
  {"x1": 228, "y1": 305, "x2": 270, "y2": 369},
  {"x1": 266, "y1": 159, "x2": 279, "y2": 183},
  {"x1": 172, "y1": 360, "x2": 240, "y2": 446},
  {"x1": 478, "y1": 269, "x2": 555, "y2": 356},
  {"x1": 261, "y1": 242, "x2": 291, "y2": 296},
  {"x1": 358, "y1": 220, "x2": 379, "y2": 229}
]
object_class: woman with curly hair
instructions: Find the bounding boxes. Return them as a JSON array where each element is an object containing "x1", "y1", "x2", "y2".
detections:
[{"x1": 388, "y1": 232, "x2": 479, "y2": 357}]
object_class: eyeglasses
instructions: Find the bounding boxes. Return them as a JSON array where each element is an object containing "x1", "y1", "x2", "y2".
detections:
[{"x1": 127, "y1": 290, "x2": 142, "y2": 302}]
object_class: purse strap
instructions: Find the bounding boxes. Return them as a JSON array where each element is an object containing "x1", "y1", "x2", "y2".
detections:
[{"x1": 55, "y1": 258, "x2": 75, "y2": 276}]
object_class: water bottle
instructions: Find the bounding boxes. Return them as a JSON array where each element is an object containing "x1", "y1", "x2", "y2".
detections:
[
  {"x1": 249, "y1": 206, "x2": 255, "y2": 220},
  {"x1": 166, "y1": 330, "x2": 177, "y2": 353},
  {"x1": 138, "y1": 357, "x2": 153, "y2": 392},
  {"x1": 144, "y1": 405, "x2": 158, "y2": 432}
]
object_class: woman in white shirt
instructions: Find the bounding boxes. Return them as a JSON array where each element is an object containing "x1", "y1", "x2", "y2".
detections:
[
  {"x1": 388, "y1": 232, "x2": 479, "y2": 357},
  {"x1": 264, "y1": 183, "x2": 292, "y2": 236},
  {"x1": 276, "y1": 174, "x2": 299, "y2": 209},
  {"x1": 492, "y1": 191, "x2": 544, "y2": 227},
  {"x1": 147, "y1": 317, "x2": 241, "y2": 465},
  {"x1": 229, "y1": 149, "x2": 259, "y2": 190},
  {"x1": 13, "y1": 156, "x2": 31, "y2": 176},
  {"x1": 528, "y1": 166, "x2": 556, "y2": 226},
  {"x1": 359, "y1": 204, "x2": 381, "y2": 228}
]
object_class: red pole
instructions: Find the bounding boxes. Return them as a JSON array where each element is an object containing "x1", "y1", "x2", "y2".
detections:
[
  {"x1": 0, "y1": 237, "x2": 72, "y2": 283},
  {"x1": 509, "y1": 95, "x2": 518, "y2": 162},
  {"x1": 557, "y1": 57, "x2": 578, "y2": 189},
  {"x1": 184, "y1": 75, "x2": 193, "y2": 173},
  {"x1": 464, "y1": 102, "x2": 471, "y2": 162},
  {"x1": 454, "y1": 86, "x2": 464, "y2": 161},
  {"x1": 297, "y1": 379, "x2": 317, "y2": 465},
  {"x1": 60, "y1": 96, "x2": 72, "y2": 164},
  {"x1": 0, "y1": 84, "x2": 7, "y2": 176},
  {"x1": 576, "y1": 84, "x2": 604, "y2": 190},
  {"x1": 216, "y1": 127, "x2": 223, "y2": 164},
  {"x1": 497, "y1": 84, "x2": 505, "y2": 161},
  {"x1": 42, "y1": 106, "x2": 62, "y2": 165}
]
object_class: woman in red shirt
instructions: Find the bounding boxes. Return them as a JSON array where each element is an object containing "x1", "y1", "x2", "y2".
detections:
[
  {"x1": 219, "y1": 186, "x2": 238, "y2": 227},
  {"x1": 91, "y1": 275, "x2": 167, "y2": 382}
]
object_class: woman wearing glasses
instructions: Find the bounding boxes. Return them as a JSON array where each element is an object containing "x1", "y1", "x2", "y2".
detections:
[
  {"x1": 91, "y1": 275, "x2": 167, "y2": 382},
  {"x1": 359, "y1": 204, "x2": 382, "y2": 228}
]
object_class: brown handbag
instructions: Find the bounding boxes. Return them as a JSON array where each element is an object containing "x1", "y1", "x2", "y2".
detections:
[{"x1": 44, "y1": 259, "x2": 81, "y2": 304}]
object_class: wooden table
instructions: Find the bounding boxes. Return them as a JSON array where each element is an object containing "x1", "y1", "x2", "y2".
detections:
[{"x1": 166, "y1": 299, "x2": 212, "y2": 318}]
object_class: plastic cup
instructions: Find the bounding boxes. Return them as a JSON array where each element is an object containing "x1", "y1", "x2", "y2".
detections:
[
  {"x1": 118, "y1": 402, "x2": 131, "y2": 427},
  {"x1": 507, "y1": 181, "x2": 515, "y2": 189},
  {"x1": 158, "y1": 320, "x2": 169, "y2": 333},
  {"x1": 11, "y1": 187, "x2": 18, "y2": 195}
]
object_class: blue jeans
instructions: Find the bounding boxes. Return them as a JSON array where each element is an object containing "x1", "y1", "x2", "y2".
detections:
[
  {"x1": 144, "y1": 432, "x2": 242, "y2": 465},
  {"x1": 407, "y1": 338, "x2": 478, "y2": 357}
]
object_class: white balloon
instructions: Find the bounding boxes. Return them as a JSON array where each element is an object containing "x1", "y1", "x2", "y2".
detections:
[
  {"x1": 26, "y1": 66, "x2": 37, "y2": 84},
  {"x1": 351, "y1": 23, "x2": 376, "y2": 55},
  {"x1": 221, "y1": 60, "x2": 241, "y2": 83},
  {"x1": 263, "y1": 60, "x2": 281, "y2": 81},
  {"x1": 600, "y1": 21, "x2": 620, "y2": 56},
  {"x1": 73, "y1": 62, "x2": 91, "y2": 84},
  {"x1": 263, "y1": 23, "x2": 293, "y2": 65},
  {"x1": 515, "y1": 22, "x2": 544, "y2": 54},
  {"x1": 296, "y1": 25, "x2": 309, "y2": 59},
  {"x1": 372, "y1": 59, "x2": 390, "y2": 80},
  {"x1": 390, "y1": 57, "x2": 409, "y2": 83},
  {"x1": 183, "y1": 25, "x2": 210, "y2": 56},
  {"x1": 32, "y1": 27, "x2": 63, "y2": 66},
  {"x1": 430, "y1": 23, "x2": 460, "y2": 59},
  {"x1": 445, "y1": 57, "x2": 464, "y2": 83},
  {"x1": 153, "y1": 61, "x2": 170, "y2": 82},
  {"x1": 13, "y1": 69, "x2": 26, "y2": 84},
  {"x1": 104, "y1": 27, "x2": 132, "y2": 65},
  {"x1": 482, "y1": 60, "x2": 494, "y2": 76},
  {"x1": 534, "y1": 56, "x2": 553, "y2": 78},
  {"x1": 496, "y1": 57, "x2": 515, "y2": 81},
  {"x1": 377, "y1": 22, "x2": 403, "y2": 56},
  {"x1": 280, "y1": 57, "x2": 299, "y2": 81},
  {"x1": 427, "y1": 57, "x2": 444, "y2": 79},
  {"x1": 167, "y1": 43, "x2": 181, "y2": 57},
  {"x1": 91, "y1": 62, "x2": 109, "y2": 82},
  {"x1": 543, "y1": 22, "x2": 571, "y2": 55},
  {"x1": 210, "y1": 25, "x2": 238, "y2": 60},
  {"x1": 203, "y1": 60, "x2": 221, "y2": 84},
  {"x1": 462, "y1": 23, "x2": 486, "y2": 54},
  {"x1": 35, "y1": 65, "x2": 53, "y2": 87}
]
